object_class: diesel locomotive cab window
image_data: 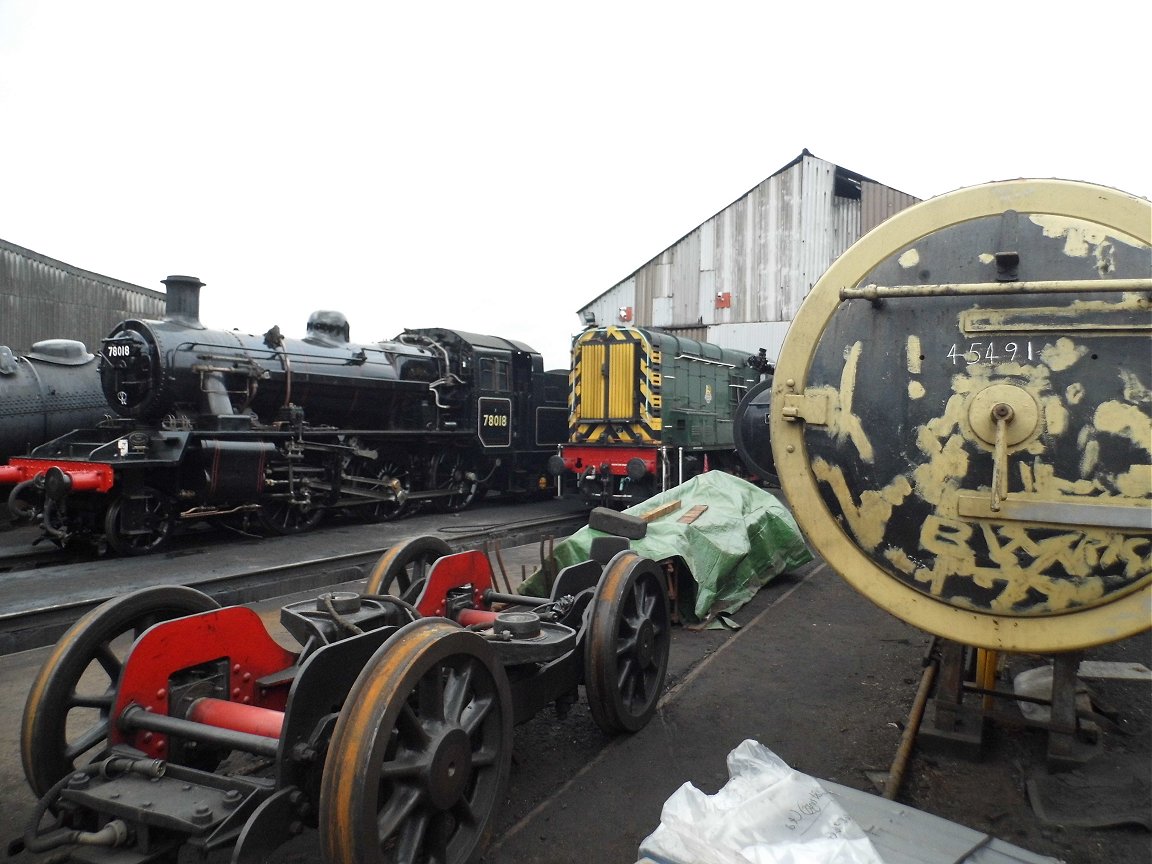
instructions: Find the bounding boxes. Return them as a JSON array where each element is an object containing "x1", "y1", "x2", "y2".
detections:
[{"x1": 479, "y1": 356, "x2": 511, "y2": 391}]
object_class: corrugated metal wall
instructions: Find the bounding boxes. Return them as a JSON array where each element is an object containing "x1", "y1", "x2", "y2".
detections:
[
  {"x1": 0, "y1": 239, "x2": 165, "y2": 353},
  {"x1": 578, "y1": 152, "x2": 920, "y2": 359},
  {"x1": 705, "y1": 321, "x2": 792, "y2": 365},
  {"x1": 579, "y1": 277, "x2": 637, "y2": 333},
  {"x1": 861, "y1": 181, "x2": 920, "y2": 235}
]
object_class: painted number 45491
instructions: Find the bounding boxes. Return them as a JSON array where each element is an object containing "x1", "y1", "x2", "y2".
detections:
[{"x1": 946, "y1": 341, "x2": 1033, "y2": 365}]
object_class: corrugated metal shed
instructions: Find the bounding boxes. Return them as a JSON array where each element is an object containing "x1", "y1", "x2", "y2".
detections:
[
  {"x1": 578, "y1": 150, "x2": 920, "y2": 360},
  {"x1": 706, "y1": 321, "x2": 791, "y2": 363},
  {"x1": 0, "y1": 239, "x2": 165, "y2": 353}
]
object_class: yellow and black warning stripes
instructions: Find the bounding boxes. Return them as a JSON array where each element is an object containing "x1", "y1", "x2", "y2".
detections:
[{"x1": 570, "y1": 326, "x2": 662, "y2": 444}]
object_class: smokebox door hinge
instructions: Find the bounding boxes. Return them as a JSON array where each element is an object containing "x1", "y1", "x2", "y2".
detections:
[{"x1": 780, "y1": 392, "x2": 828, "y2": 425}]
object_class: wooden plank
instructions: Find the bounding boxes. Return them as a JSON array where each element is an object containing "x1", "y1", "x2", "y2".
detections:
[
  {"x1": 640, "y1": 500, "x2": 681, "y2": 522},
  {"x1": 678, "y1": 504, "x2": 708, "y2": 524}
]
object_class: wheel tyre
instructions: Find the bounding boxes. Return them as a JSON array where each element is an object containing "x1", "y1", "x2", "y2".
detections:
[
  {"x1": 103, "y1": 489, "x2": 175, "y2": 556},
  {"x1": 20, "y1": 585, "x2": 219, "y2": 797},
  {"x1": 319, "y1": 618, "x2": 513, "y2": 864},
  {"x1": 353, "y1": 459, "x2": 411, "y2": 523},
  {"x1": 584, "y1": 551, "x2": 671, "y2": 733},
  {"x1": 366, "y1": 536, "x2": 452, "y2": 596},
  {"x1": 257, "y1": 500, "x2": 325, "y2": 535},
  {"x1": 430, "y1": 454, "x2": 479, "y2": 513}
]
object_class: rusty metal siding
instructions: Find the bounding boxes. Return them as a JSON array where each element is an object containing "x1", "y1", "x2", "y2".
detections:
[
  {"x1": 578, "y1": 152, "x2": 921, "y2": 338},
  {"x1": 861, "y1": 181, "x2": 920, "y2": 234},
  {"x1": 0, "y1": 239, "x2": 165, "y2": 353},
  {"x1": 653, "y1": 324, "x2": 709, "y2": 343}
]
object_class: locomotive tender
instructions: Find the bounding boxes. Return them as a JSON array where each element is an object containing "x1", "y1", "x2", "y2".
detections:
[
  {"x1": 1, "y1": 276, "x2": 568, "y2": 553},
  {"x1": 549, "y1": 324, "x2": 761, "y2": 508}
]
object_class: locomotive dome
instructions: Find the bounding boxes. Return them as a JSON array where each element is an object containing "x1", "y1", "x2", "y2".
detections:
[{"x1": 305, "y1": 310, "x2": 350, "y2": 343}]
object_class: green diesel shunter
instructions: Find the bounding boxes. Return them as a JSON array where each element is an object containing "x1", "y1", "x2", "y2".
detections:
[{"x1": 549, "y1": 325, "x2": 760, "y2": 507}]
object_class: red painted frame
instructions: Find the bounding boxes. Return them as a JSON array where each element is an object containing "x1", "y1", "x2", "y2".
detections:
[
  {"x1": 110, "y1": 607, "x2": 298, "y2": 758},
  {"x1": 557, "y1": 445, "x2": 657, "y2": 477}
]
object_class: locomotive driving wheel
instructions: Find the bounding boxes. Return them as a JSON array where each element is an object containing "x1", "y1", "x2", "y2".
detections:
[
  {"x1": 351, "y1": 457, "x2": 411, "y2": 522},
  {"x1": 103, "y1": 487, "x2": 175, "y2": 556},
  {"x1": 319, "y1": 618, "x2": 513, "y2": 864},
  {"x1": 428, "y1": 452, "x2": 480, "y2": 512},
  {"x1": 366, "y1": 535, "x2": 452, "y2": 600},
  {"x1": 257, "y1": 497, "x2": 325, "y2": 534},
  {"x1": 20, "y1": 585, "x2": 220, "y2": 798},
  {"x1": 584, "y1": 551, "x2": 671, "y2": 733}
]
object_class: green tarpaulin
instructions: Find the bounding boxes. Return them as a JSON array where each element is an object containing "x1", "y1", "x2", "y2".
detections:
[{"x1": 524, "y1": 473, "x2": 812, "y2": 624}]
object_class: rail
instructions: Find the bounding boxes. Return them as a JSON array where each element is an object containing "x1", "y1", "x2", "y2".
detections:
[{"x1": 0, "y1": 508, "x2": 588, "y2": 656}]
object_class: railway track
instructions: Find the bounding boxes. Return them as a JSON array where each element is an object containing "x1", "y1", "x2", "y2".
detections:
[
  {"x1": 0, "y1": 541, "x2": 75, "y2": 575},
  {"x1": 0, "y1": 507, "x2": 588, "y2": 656}
]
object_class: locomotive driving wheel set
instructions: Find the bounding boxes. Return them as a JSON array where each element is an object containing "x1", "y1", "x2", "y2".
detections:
[{"x1": 13, "y1": 531, "x2": 671, "y2": 864}]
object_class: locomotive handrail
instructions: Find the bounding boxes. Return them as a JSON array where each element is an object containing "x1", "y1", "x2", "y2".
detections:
[
  {"x1": 841, "y1": 276, "x2": 1151, "y2": 301},
  {"x1": 671, "y1": 353, "x2": 738, "y2": 367},
  {"x1": 190, "y1": 361, "x2": 267, "y2": 377}
]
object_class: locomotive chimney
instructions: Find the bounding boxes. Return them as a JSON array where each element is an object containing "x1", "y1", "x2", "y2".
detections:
[{"x1": 161, "y1": 275, "x2": 205, "y2": 329}]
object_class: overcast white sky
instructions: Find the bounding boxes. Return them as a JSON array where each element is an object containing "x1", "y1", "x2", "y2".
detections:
[{"x1": 1, "y1": 2, "x2": 1148, "y2": 369}]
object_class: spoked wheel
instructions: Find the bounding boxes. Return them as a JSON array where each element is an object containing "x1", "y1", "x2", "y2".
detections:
[
  {"x1": 428, "y1": 453, "x2": 479, "y2": 513},
  {"x1": 103, "y1": 487, "x2": 175, "y2": 556},
  {"x1": 258, "y1": 498, "x2": 325, "y2": 535},
  {"x1": 351, "y1": 458, "x2": 411, "y2": 523},
  {"x1": 21, "y1": 585, "x2": 220, "y2": 798},
  {"x1": 584, "y1": 551, "x2": 671, "y2": 733},
  {"x1": 366, "y1": 535, "x2": 452, "y2": 599},
  {"x1": 319, "y1": 618, "x2": 513, "y2": 864}
]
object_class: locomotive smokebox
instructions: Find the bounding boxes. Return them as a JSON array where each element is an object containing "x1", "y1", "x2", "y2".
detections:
[
  {"x1": 766, "y1": 178, "x2": 1151, "y2": 654},
  {"x1": 161, "y1": 275, "x2": 205, "y2": 329}
]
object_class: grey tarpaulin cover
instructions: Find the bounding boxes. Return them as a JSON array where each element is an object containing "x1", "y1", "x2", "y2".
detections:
[{"x1": 525, "y1": 473, "x2": 812, "y2": 624}]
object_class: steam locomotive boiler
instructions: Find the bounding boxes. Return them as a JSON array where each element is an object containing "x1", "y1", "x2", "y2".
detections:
[
  {"x1": 0, "y1": 339, "x2": 108, "y2": 463},
  {"x1": 739, "y1": 178, "x2": 1151, "y2": 655},
  {"x1": 1, "y1": 276, "x2": 568, "y2": 554},
  {"x1": 549, "y1": 325, "x2": 761, "y2": 507}
]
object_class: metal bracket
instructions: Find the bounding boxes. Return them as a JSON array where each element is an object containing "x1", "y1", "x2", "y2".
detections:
[
  {"x1": 780, "y1": 392, "x2": 828, "y2": 425},
  {"x1": 995, "y1": 209, "x2": 1020, "y2": 281}
]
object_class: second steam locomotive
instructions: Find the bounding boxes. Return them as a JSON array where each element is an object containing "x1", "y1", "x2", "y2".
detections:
[{"x1": 1, "y1": 276, "x2": 568, "y2": 554}]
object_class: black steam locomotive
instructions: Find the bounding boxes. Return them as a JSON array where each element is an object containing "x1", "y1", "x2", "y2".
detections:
[{"x1": 1, "y1": 276, "x2": 568, "y2": 554}]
